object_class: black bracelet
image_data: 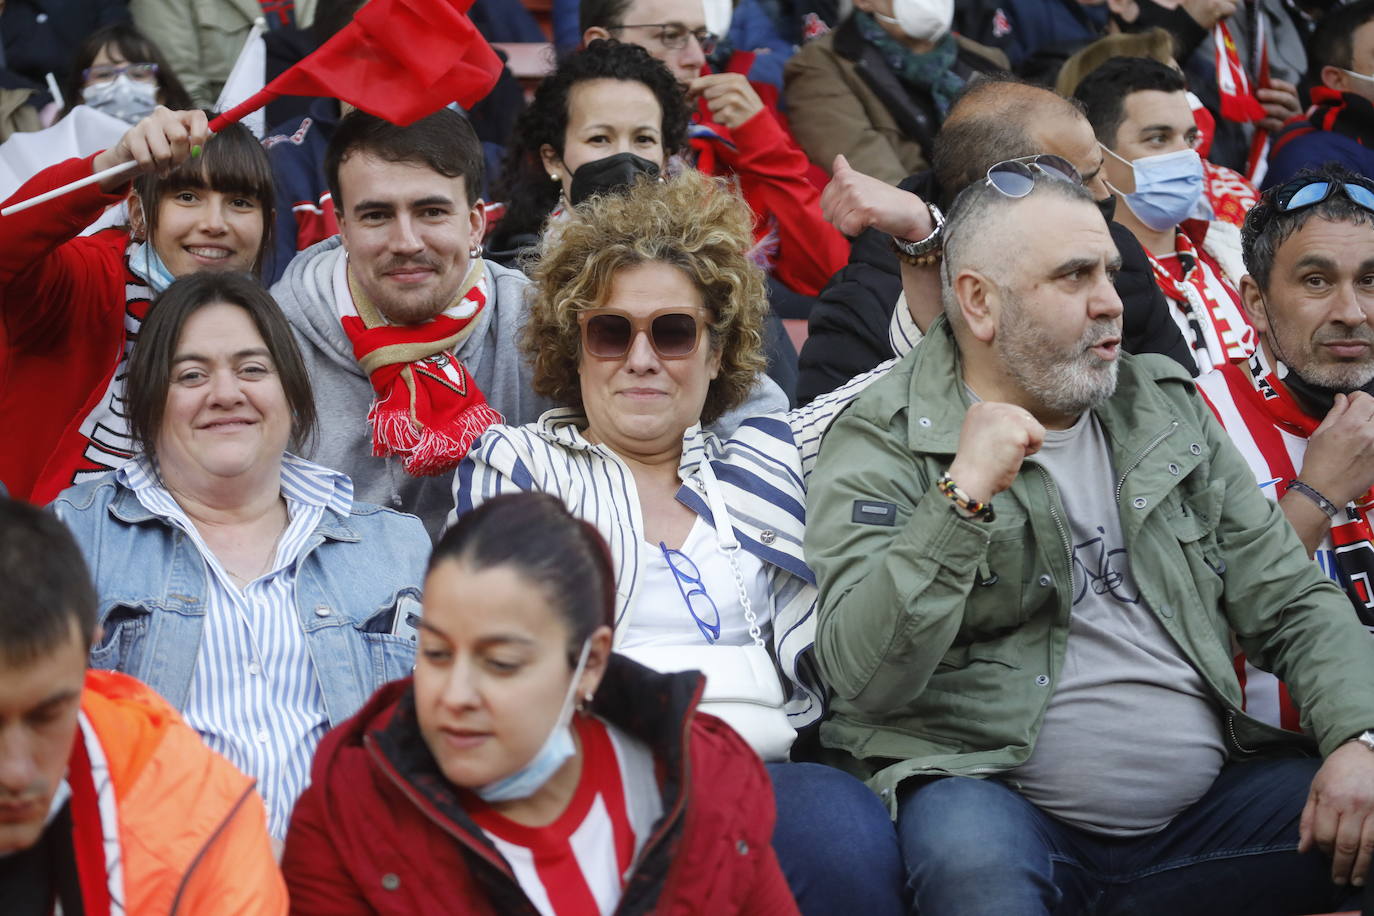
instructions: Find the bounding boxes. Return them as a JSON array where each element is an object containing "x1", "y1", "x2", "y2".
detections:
[{"x1": 1286, "y1": 479, "x2": 1339, "y2": 519}]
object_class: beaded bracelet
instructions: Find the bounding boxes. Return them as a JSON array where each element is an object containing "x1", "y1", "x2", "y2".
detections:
[{"x1": 937, "y1": 472, "x2": 995, "y2": 522}]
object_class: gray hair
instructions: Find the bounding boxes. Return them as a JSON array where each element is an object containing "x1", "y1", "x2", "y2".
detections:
[{"x1": 941, "y1": 174, "x2": 1097, "y2": 322}]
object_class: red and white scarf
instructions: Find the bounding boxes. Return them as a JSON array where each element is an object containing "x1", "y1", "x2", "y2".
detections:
[
  {"x1": 1146, "y1": 229, "x2": 1256, "y2": 370},
  {"x1": 1199, "y1": 352, "x2": 1374, "y2": 731},
  {"x1": 337, "y1": 258, "x2": 502, "y2": 477}
]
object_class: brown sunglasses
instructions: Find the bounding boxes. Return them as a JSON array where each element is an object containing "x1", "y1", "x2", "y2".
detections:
[{"x1": 577, "y1": 307, "x2": 709, "y2": 360}]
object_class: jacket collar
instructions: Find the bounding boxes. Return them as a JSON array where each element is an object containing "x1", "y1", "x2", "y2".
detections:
[{"x1": 106, "y1": 467, "x2": 362, "y2": 543}]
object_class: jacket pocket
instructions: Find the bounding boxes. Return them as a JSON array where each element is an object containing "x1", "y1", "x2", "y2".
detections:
[
  {"x1": 357, "y1": 592, "x2": 421, "y2": 686},
  {"x1": 1162, "y1": 478, "x2": 1227, "y2": 612},
  {"x1": 88, "y1": 604, "x2": 151, "y2": 672},
  {"x1": 957, "y1": 526, "x2": 1032, "y2": 641}
]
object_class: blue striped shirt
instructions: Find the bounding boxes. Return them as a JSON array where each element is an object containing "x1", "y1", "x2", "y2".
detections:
[{"x1": 118, "y1": 454, "x2": 352, "y2": 839}]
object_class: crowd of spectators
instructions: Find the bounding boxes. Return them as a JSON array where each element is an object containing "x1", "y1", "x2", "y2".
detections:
[{"x1": 8, "y1": 0, "x2": 1374, "y2": 913}]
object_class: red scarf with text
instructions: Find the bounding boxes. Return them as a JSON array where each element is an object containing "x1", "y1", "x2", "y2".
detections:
[{"x1": 340, "y1": 260, "x2": 502, "y2": 476}]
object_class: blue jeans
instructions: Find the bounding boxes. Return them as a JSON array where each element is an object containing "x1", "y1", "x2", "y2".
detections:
[
  {"x1": 768, "y1": 762, "x2": 909, "y2": 915},
  {"x1": 898, "y1": 758, "x2": 1341, "y2": 916}
]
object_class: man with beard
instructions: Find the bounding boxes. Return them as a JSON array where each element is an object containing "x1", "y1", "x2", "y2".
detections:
[
  {"x1": 805, "y1": 166, "x2": 1374, "y2": 914},
  {"x1": 1197, "y1": 165, "x2": 1374, "y2": 732}
]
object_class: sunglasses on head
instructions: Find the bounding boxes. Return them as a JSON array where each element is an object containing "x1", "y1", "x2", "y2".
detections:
[
  {"x1": 1273, "y1": 177, "x2": 1374, "y2": 214},
  {"x1": 985, "y1": 155, "x2": 1083, "y2": 199},
  {"x1": 577, "y1": 307, "x2": 709, "y2": 360}
]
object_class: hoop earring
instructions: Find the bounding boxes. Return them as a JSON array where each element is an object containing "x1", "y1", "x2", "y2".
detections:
[{"x1": 469, "y1": 242, "x2": 483, "y2": 259}]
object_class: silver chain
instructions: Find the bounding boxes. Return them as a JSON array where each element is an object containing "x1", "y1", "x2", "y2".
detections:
[{"x1": 724, "y1": 545, "x2": 765, "y2": 647}]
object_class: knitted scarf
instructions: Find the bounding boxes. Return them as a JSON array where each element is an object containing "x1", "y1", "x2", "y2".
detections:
[
  {"x1": 339, "y1": 259, "x2": 502, "y2": 476},
  {"x1": 854, "y1": 12, "x2": 963, "y2": 117},
  {"x1": 1145, "y1": 229, "x2": 1255, "y2": 368}
]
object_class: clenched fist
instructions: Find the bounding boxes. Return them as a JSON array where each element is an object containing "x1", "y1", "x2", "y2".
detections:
[{"x1": 946, "y1": 402, "x2": 1046, "y2": 504}]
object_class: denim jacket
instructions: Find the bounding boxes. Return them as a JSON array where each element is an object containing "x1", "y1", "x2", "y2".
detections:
[{"x1": 52, "y1": 473, "x2": 429, "y2": 727}]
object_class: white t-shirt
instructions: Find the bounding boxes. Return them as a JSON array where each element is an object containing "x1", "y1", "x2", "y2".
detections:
[{"x1": 619, "y1": 516, "x2": 773, "y2": 649}]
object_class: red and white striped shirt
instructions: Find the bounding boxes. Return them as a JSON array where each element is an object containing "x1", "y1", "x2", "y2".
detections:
[
  {"x1": 1197, "y1": 354, "x2": 1374, "y2": 731},
  {"x1": 469, "y1": 716, "x2": 662, "y2": 916}
]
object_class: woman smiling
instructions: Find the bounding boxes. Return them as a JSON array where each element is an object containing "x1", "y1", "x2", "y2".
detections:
[
  {"x1": 53, "y1": 272, "x2": 430, "y2": 842},
  {"x1": 1, "y1": 106, "x2": 274, "y2": 504}
]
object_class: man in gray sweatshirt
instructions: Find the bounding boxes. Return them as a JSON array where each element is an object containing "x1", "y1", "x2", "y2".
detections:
[{"x1": 272, "y1": 109, "x2": 784, "y2": 537}]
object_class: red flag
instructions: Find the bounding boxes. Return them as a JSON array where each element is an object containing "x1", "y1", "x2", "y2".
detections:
[{"x1": 211, "y1": 0, "x2": 501, "y2": 131}]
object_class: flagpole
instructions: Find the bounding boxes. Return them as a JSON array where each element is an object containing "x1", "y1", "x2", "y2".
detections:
[
  {"x1": 1, "y1": 159, "x2": 140, "y2": 216},
  {"x1": 0, "y1": 85, "x2": 281, "y2": 217}
]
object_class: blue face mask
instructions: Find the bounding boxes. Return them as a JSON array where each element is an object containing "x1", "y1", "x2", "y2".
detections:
[
  {"x1": 128, "y1": 239, "x2": 176, "y2": 293},
  {"x1": 474, "y1": 639, "x2": 593, "y2": 804},
  {"x1": 1103, "y1": 146, "x2": 1211, "y2": 232}
]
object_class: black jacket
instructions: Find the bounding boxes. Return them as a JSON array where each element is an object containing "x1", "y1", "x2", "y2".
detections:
[{"x1": 795, "y1": 173, "x2": 1196, "y2": 405}]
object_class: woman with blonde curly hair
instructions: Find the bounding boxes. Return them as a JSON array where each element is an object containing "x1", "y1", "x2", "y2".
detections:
[{"x1": 449, "y1": 168, "x2": 909, "y2": 916}]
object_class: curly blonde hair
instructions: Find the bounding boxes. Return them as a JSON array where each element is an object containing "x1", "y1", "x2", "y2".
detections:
[{"x1": 523, "y1": 168, "x2": 768, "y2": 425}]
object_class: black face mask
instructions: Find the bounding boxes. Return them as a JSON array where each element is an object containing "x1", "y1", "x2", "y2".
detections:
[
  {"x1": 1096, "y1": 194, "x2": 1117, "y2": 225},
  {"x1": 568, "y1": 153, "x2": 661, "y2": 207},
  {"x1": 1281, "y1": 364, "x2": 1374, "y2": 417}
]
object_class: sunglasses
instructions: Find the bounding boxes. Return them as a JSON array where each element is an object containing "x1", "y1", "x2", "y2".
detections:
[
  {"x1": 1273, "y1": 178, "x2": 1374, "y2": 214},
  {"x1": 577, "y1": 307, "x2": 708, "y2": 360},
  {"x1": 985, "y1": 155, "x2": 1083, "y2": 199}
]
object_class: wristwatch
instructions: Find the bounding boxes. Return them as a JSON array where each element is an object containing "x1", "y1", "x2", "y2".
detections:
[
  {"x1": 890, "y1": 202, "x2": 945, "y2": 266},
  {"x1": 1351, "y1": 730, "x2": 1374, "y2": 752}
]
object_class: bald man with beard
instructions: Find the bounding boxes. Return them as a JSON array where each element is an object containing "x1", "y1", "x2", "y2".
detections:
[{"x1": 796, "y1": 78, "x2": 1193, "y2": 404}]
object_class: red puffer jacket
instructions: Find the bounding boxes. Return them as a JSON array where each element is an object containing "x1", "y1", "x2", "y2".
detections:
[{"x1": 282, "y1": 657, "x2": 798, "y2": 915}]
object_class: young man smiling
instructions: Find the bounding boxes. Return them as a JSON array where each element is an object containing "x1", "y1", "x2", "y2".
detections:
[{"x1": 271, "y1": 109, "x2": 553, "y2": 538}]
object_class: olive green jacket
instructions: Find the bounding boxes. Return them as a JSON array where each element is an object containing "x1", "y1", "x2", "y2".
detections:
[{"x1": 805, "y1": 317, "x2": 1374, "y2": 812}]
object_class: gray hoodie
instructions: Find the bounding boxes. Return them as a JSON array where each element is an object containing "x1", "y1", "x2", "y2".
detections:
[{"x1": 272, "y1": 237, "x2": 786, "y2": 539}]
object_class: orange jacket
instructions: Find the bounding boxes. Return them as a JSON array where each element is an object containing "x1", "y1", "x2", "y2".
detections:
[{"x1": 79, "y1": 670, "x2": 288, "y2": 915}]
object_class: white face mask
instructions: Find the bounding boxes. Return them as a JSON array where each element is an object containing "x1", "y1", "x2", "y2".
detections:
[
  {"x1": 82, "y1": 74, "x2": 158, "y2": 125},
  {"x1": 872, "y1": 0, "x2": 954, "y2": 42},
  {"x1": 1342, "y1": 68, "x2": 1374, "y2": 86}
]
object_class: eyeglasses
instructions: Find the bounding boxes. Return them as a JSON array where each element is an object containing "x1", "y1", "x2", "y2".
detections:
[
  {"x1": 577, "y1": 307, "x2": 708, "y2": 360},
  {"x1": 660, "y1": 543, "x2": 721, "y2": 643},
  {"x1": 609, "y1": 22, "x2": 718, "y2": 54},
  {"x1": 1273, "y1": 177, "x2": 1374, "y2": 214},
  {"x1": 82, "y1": 62, "x2": 159, "y2": 85},
  {"x1": 985, "y1": 155, "x2": 1082, "y2": 199}
]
